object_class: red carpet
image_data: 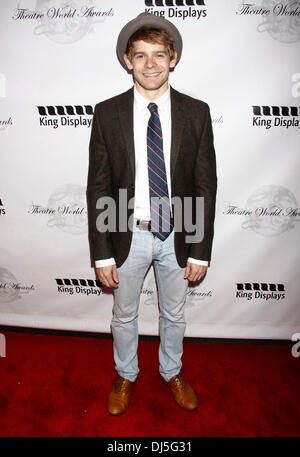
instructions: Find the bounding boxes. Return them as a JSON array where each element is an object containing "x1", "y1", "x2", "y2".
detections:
[{"x1": 0, "y1": 329, "x2": 299, "y2": 437}]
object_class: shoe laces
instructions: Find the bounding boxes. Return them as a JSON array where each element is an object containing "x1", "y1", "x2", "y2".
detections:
[
  {"x1": 173, "y1": 375, "x2": 185, "y2": 389},
  {"x1": 114, "y1": 377, "x2": 128, "y2": 393}
]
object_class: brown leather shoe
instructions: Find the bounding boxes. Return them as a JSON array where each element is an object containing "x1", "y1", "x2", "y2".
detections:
[
  {"x1": 167, "y1": 373, "x2": 199, "y2": 411},
  {"x1": 107, "y1": 376, "x2": 135, "y2": 416}
]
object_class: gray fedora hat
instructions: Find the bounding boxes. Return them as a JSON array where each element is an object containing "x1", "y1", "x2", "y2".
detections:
[{"x1": 116, "y1": 12, "x2": 183, "y2": 70}]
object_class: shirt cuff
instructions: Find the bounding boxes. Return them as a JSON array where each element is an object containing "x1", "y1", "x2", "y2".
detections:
[
  {"x1": 187, "y1": 257, "x2": 209, "y2": 267},
  {"x1": 95, "y1": 258, "x2": 116, "y2": 268}
]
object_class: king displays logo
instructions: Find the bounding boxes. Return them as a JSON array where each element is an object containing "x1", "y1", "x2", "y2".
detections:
[
  {"x1": 144, "y1": 0, "x2": 207, "y2": 20},
  {"x1": 252, "y1": 105, "x2": 300, "y2": 129},
  {"x1": 37, "y1": 105, "x2": 93, "y2": 129},
  {"x1": 145, "y1": 1, "x2": 206, "y2": 4},
  {"x1": 236, "y1": 282, "x2": 285, "y2": 301},
  {"x1": 0, "y1": 198, "x2": 6, "y2": 216},
  {"x1": 55, "y1": 278, "x2": 103, "y2": 296}
]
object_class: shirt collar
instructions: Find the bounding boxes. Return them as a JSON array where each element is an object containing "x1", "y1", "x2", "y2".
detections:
[{"x1": 134, "y1": 85, "x2": 170, "y2": 113}]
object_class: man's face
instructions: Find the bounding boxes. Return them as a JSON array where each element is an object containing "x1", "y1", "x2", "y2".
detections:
[{"x1": 123, "y1": 40, "x2": 177, "y2": 98}]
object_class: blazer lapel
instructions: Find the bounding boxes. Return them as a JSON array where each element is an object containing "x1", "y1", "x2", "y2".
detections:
[
  {"x1": 118, "y1": 87, "x2": 135, "y2": 180},
  {"x1": 170, "y1": 87, "x2": 185, "y2": 180}
]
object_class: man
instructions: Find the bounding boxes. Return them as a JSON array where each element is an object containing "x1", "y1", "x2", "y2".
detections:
[{"x1": 87, "y1": 12, "x2": 217, "y2": 416}]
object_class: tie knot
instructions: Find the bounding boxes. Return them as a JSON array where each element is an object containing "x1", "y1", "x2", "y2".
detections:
[{"x1": 148, "y1": 102, "x2": 158, "y2": 114}]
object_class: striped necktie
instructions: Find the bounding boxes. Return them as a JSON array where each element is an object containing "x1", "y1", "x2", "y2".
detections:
[{"x1": 147, "y1": 102, "x2": 173, "y2": 240}]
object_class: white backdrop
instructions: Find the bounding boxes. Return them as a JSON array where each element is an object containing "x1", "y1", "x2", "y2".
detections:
[{"x1": 1, "y1": 0, "x2": 299, "y2": 339}]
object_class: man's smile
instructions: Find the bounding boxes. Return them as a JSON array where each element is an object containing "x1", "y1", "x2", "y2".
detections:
[{"x1": 143, "y1": 72, "x2": 162, "y2": 77}]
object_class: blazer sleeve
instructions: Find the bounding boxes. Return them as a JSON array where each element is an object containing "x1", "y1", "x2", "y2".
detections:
[
  {"x1": 188, "y1": 103, "x2": 217, "y2": 262},
  {"x1": 86, "y1": 104, "x2": 115, "y2": 262}
]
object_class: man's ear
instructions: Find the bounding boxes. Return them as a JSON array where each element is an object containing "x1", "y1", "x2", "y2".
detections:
[
  {"x1": 169, "y1": 50, "x2": 178, "y2": 69},
  {"x1": 123, "y1": 53, "x2": 133, "y2": 71}
]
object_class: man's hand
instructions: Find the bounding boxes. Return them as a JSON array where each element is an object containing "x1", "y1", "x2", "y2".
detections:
[
  {"x1": 96, "y1": 265, "x2": 119, "y2": 289},
  {"x1": 184, "y1": 262, "x2": 207, "y2": 283}
]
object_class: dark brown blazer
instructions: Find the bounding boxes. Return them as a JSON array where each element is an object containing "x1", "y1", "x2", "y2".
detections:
[{"x1": 87, "y1": 86, "x2": 217, "y2": 268}]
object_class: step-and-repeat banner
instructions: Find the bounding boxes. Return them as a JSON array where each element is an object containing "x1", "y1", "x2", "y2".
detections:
[{"x1": 1, "y1": 0, "x2": 299, "y2": 339}]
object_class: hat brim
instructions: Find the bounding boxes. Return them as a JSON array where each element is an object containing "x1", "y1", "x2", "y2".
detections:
[{"x1": 116, "y1": 12, "x2": 183, "y2": 71}]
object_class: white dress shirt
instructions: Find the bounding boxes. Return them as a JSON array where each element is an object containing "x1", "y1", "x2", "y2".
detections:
[{"x1": 95, "y1": 85, "x2": 208, "y2": 268}]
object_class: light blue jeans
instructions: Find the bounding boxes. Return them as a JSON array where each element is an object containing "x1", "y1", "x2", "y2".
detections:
[{"x1": 111, "y1": 223, "x2": 188, "y2": 382}]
